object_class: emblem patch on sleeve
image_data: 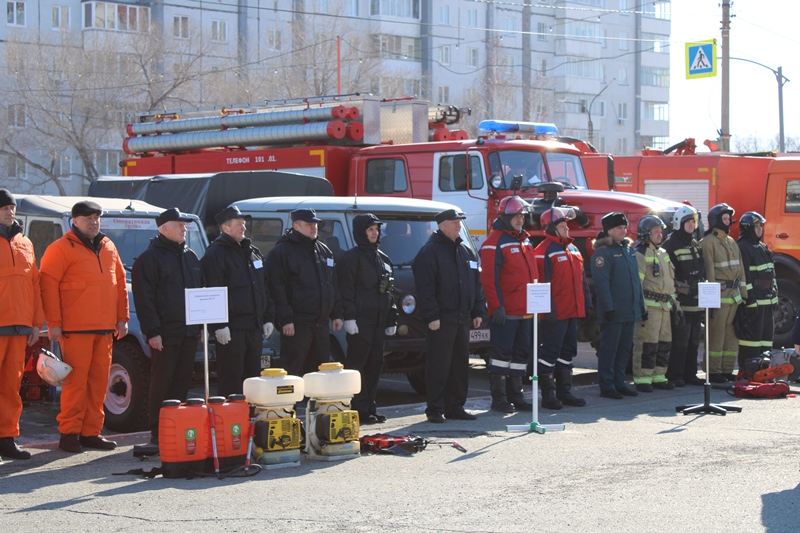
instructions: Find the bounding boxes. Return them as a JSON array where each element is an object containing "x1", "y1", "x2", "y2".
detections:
[{"x1": 595, "y1": 256, "x2": 605, "y2": 267}]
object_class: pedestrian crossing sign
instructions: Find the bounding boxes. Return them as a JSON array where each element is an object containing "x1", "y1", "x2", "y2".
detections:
[{"x1": 686, "y1": 40, "x2": 716, "y2": 79}]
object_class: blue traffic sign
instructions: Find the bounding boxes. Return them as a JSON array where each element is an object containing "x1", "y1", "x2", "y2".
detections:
[{"x1": 685, "y1": 40, "x2": 716, "y2": 79}]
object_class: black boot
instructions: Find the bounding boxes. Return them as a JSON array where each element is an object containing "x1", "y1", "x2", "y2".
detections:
[
  {"x1": 0, "y1": 437, "x2": 31, "y2": 460},
  {"x1": 507, "y1": 376, "x2": 534, "y2": 411},
  {"x1": 555, "y1": 368, "x2": 586, "y2": 407},
  {"x1": 537, "y1": 374, "x2": 562, "y2": 410},
  {"x1": 59, "y1": 433, "x2": 83, "y2": 454},
  {"x1": 489, "y1": 374, "x2": 515, "y2": 413}
]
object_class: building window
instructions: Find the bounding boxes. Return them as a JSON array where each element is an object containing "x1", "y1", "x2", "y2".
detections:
[
  {"x1": 52, "y1": 6, "x2": 69, "y2": 30},
  {"x1": 7, "y1": 156, "x2": 26, "y2": 178},
  {"x1": 620, "y1": 0, "x2": 629, "y2": 12},
  {"x1": 617, "y1": 138, "x2": 628, "y2": 154},
  {"x1": 618, "y1": 67, "x2": 628, "y2": 85},
  {"x1": 346, "y1": 0, "x2": 358, "y2": 16},
  {"x1": 439, "y1": 45, "x2": 450, "y2": 65},
  {"x1": 643, "y1": 1, "x2": 671, "y2": 20},
  {"x1": 466, "y1": 9, "x2": 477, "y2": 27},
  {"x1": 83, "y1": 2, "x2": 149, "y2": 32},
  {"x1": 8, "y1": 104, "x2": 24, "y2": 127},
  {"x1": 437, "y1": 85, "x2": 449, "y2": 104},
  {"x1": 268, "y1": 29, "x2": 281, "y2": 50},
  {"x1": 373, "y1": 34, "x2": 420, "y2": 61},
  {"x1": 618, "y1": 32, "x2": 629, "y2": 51},
  {"x1": 641, "y1": 66, "x2": 670, "y2": 87},
  {"x1": 537, "y1": 22, "x2": 547, "y2": 41},
  {"x1": 95, "y1": 150, "x2": 122, "y2": 176},
  {"x1": 467, "y1": 47, "x2": 478, "y2": 68},
  {"x1": 643, "y1": 102, "x2": 669, "y2": 121},
  {"x1": 565, "y1": 57, "x2": 600, "y2": 79},
  {"x1": 7, "y1": 1, "x2": 24, "y2": 26},
  {"x1": 503, "y1": 17, "x2": 514, "y2": 34},
  {"x1": 437, "y1": 4, "x2": 449, "y2": 25},
  {"x1": 173, "y1": 15, "x2": 188, "y2": 39},
  {"x1": 211, "y1": 19, "x2": 227, "y2": 42},
  {"x1": 618, "y1": 102, "x2": 628, "y2": 121},
  {"x1": 503, "y1": 54, "x2": 515, "y2": 76},
  {"x1": 598, "y1": 101, "x2": 605, "y2": 118},
  {"x1": 316, "y1": 0, "x2": 328, "y2": 13},
  {"x1": 53, "y1": 153, "x2": 72, "y2": 178},
  {"x1": 540, "y1": 59, "x2": 547, "y2": 77},
  {"x1": 370, "y1": 0, "x2": 420, "y2": 19}
]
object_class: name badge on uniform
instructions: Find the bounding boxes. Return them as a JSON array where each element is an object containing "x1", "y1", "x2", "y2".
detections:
[
  {"x1": 253, "y1": 259, "x2": 263, "y2": 269},
  {"x1": 327, "y1": 258, "x2": 334, "y2": 267},
  {"x1": 469, "y1": 261, "x2": 478, "y2": 269},
  {"x1": 558, "y1": 256, "x2": 567, "y2": 262},
  {"x1": 383, "y1": 262, "x2": 392, "y2": 272}
]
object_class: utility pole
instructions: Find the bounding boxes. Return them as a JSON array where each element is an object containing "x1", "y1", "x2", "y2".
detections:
[{"x1": 720, "y1": 0, "x2": 731, "y2": 152}]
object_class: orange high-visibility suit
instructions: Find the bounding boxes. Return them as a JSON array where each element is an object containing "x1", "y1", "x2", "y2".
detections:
[
  {"x1": 40, "y1": 230, "x2": 128, "y2": 436},
  {"x1": 0, "y1": 223, "x2": 44, "y2": 438}
]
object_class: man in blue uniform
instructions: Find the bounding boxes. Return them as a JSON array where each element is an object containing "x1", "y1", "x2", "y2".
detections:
[{"x1": 591, "y1": 212, "x2": 644, "y2": 399}]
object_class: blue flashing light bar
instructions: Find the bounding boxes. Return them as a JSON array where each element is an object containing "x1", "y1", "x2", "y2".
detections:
[{"x1": 478, "y1": 120, "x2": 559, "y2": 136}]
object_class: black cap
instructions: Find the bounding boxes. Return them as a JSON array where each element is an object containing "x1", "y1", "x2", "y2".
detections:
[
  {"x1": 291, "y1": 208, "x2": 322, "y2": 223},
  {"x1": 156, "y1": 207, "x2": 193, "y2": 227},
  {"x1": 601, "y1": 212, "x2": 628, "y2": 231},
  {"x1": 71, "y1": 200, "x2": 103, "y2": 218},
  {"x1": 215, "y1": 206, "x2": 251, "y2": 226},
  {"x1": 435, "y1": 209, "x2": 466, "y2": 225},
  {"x1": 0, "y1": 189, "x2": 16, "y2": 208}
]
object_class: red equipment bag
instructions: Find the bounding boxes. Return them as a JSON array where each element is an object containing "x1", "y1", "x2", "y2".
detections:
[
  {"x1": 359, "y1": 434, "x2": 428, "y2": 455},
  {"x1": 730, "y1": 381, "x2": 790, "y2": 399}
]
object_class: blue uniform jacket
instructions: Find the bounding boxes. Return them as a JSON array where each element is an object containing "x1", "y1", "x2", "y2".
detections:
[{"x1": 590, "y1": 235, "x2": 644, "y2": 324}]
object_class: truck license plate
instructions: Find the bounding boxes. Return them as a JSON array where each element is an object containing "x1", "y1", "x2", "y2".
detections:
[
  {"x1": 469, "y1": 329, "x2": 490, "y2": 342},
  {"x1": 260, "y1": 355, "x2": 271, "y2": 369}
]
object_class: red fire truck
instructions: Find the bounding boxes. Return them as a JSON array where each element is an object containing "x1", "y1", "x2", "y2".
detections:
[
  {"x1": 600, "y1": 139, "x2": 800, "y2": 347},
  {"x1": 118, "y1": 95, "x2": 685, "y2": 342}
]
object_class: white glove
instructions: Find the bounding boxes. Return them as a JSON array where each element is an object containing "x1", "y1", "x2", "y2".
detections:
[
  {"x1": 263, "y1": 322, "x2": 274, "y2": 338},
  {"x1": 215, "y1": 327, "x2": 231, "y2": 345},
  {"x1": 385, "y1": 326, "x2": 397, "y2": 336},
  {"x1": 344, "y1": 320, "x2": 359, "y2": 335}
]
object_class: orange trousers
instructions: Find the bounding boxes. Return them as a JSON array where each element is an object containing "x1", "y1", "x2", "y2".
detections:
[
  {"x1": 57, "y1": 333, "x2": 112, "y2": 436},
  {"x1": 0, "y1": 335, "x2": 27, "y2": 438}
]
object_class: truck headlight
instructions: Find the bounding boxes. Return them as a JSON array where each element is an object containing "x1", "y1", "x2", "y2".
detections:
[{"x1": 401, "y1": 294, "x2": 416, "y2": 314}]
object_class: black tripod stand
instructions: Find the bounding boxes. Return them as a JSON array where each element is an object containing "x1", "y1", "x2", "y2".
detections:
[{"x1": 676, "y1": 306, "x2": 742, "y2": 415}]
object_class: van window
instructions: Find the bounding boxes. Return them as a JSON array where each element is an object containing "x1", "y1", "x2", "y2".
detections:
[
  {"x1": 250, "y1": 218, "x2": 284, "y2": 255},
  {"x1": 786, "y1": 180, "x2": 800, "y2": 213},
  {"x1": 438, "y1": 154, "x2": 484, "y2": 191},
  {"x1": 365, "y1": 159, "x2": 408, "y2": 193},
  {"x1": 319, "y1": 219, "x2": 347, "y2": 261},
  {"x1": 27, "y1": 220, "x2": 63, "y2": 266}
]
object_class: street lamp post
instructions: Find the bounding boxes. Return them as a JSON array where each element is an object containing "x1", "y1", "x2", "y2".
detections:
[{"x1": 587, "y1": 80, "x2": 615, "y2": 146}]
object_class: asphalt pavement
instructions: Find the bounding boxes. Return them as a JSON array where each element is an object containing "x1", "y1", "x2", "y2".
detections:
[{"x1": 3, "y1": 343, "x2": 800, "y2": 532}]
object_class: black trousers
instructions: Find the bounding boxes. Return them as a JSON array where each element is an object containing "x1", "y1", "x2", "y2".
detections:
[
  {"x1": 667, "y1": 310, "x2": 703, "y2": 381},
  {"x1": 216, "y1": 328, "x2": 263, "y2": 398},
  {"x1": 345, "y1": 325, "x2": 386, "y2": 417},
  {"x1": 149, "y1": 336, "x2": 199, "y2": 435},
  {"x1": 280, "y1": 321, "x2": 333, "y2": 378},
  {"x1": 425, "y1": 321, "x2": 470, "y2": 416}
]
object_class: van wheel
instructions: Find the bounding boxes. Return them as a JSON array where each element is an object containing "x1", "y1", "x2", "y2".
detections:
[
  {"x1": 774, "y1": 280, "x2": 800, "y2": 348},
  {"x1": 104, "y1": 342, "x2": 150, "y2": 433},
  {"x1": 406, "y1": 367, "x2": 426, "y2": 396}
]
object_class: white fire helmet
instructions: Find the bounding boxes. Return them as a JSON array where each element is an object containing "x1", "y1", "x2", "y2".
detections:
[{"x1": 37, "y1": 349, "x2": 72, "y2": 387}]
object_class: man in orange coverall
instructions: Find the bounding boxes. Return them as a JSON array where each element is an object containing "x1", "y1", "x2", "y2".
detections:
[
  {"x1": 0, "y1": 189, "x2": 43, "y2": 460},
  {"x1": 40, "y1": 201, "x2": 129, "y2": 454}
]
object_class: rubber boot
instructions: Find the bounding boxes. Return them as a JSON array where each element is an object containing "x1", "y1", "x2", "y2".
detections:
[
  {"x1": 0, "y1": 437, "x2": 31, "y2": 459},
  {"x1": 489, "y1": 374, "x2": 515, "y2": 413},
  {"x1": 537, "y1": 374, "x2": 562, "y2": 410},
  {"x1": 507, "y1": 376, "x2": 534, "y2": 412},
  {"x1": 555, "y1": 368, "x2": 586, "y2": 407}
]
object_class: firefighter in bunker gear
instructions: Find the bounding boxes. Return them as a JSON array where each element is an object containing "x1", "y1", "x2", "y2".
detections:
[
  {"x1": 632, "y1": 215, "x2": 677, "y2": 392},
  {"x1": 0, "y1": 189, "x2": 43, "y2": 460},
  {"x1": 736, "y1": 212, "x2": 777, "y2": 367},
  {"x1": 699, "y1": 203, "x2": 747, "y2": 382},
  {"x1": 479, "y1": 196, "x2": 538, "y2": 413},
  {"x1": 533, "y1": 206, "x2": 591, "y2": 408},
  {"x1": 40, "y1": 201, "x2": 129, "y2": 454},
  {"x1": 663, "y1": 205, "x2": 706, "y2": 386},
  {"x1": 591, "y1": 212, "x2": 644, "y2": 399}
]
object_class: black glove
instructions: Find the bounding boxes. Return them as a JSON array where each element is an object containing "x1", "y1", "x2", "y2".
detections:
[
  {"x1": 493, "y1": 306, "x2": 507, "y2": 326},
  {"x1": 641, "y1": 308, "x2": 649, "y2": 321},
  {"x1": 671, "y1": 306, "x2": 685, "y2": 327},
  {"x1": 544, "y1": 312, "x2": 558, "y2": 324},
  {"x1": 603, "y1": 310, "x2": 615, "y2": 322}
]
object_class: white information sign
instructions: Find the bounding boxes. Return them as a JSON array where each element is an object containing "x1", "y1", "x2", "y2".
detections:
[
  {"x1": 526, "y1": 283, "x2": 551, "y2": 314},
  {"x1": 697, "y1": 282, "x2": 721, "y2": 309},
  {"x1": 185, "y1": 287, "x2": 229, "y2": 325}
]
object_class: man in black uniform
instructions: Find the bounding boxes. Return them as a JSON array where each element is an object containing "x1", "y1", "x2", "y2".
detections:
[
  {"x1": 266, "y1": 208, "x2": 343, "y2": 378},
  {"x1": 336, "y1": 214, "x2": 397, "y2": 424},
  {"x1": 736, "y1": 212, "x2": 777, "y2": 368},
  {"x1": 132, "y1": 208, "x2": 203, "y2": 444},
  {"x1": 413, "y1": 209, "x2": 486, "y2": 423},
  {"x1": 201, "y1": 206, "x2": 274, "y2": 397},
  {"x1": 663, "y1": 205, "x2": 706, "y2": 387}
]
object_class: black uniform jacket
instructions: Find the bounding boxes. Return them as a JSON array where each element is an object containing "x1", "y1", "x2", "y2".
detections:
[
  {"x1": 266, "y1": 229, "x2": 342, "y2": 326},
  {"x1": 201, "y1": 232, "x2": 273, "y2": 330},
  {"x1": 412, "y1": 230, "x2": 486, "y2": 325},
  {"x1": 132, "y1": 233, "x2": 203, "y2": 339}
]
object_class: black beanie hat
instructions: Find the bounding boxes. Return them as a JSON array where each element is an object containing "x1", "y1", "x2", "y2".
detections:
[{"x1": 0, "y1": 189, "x2": 16, "y2": 208}]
